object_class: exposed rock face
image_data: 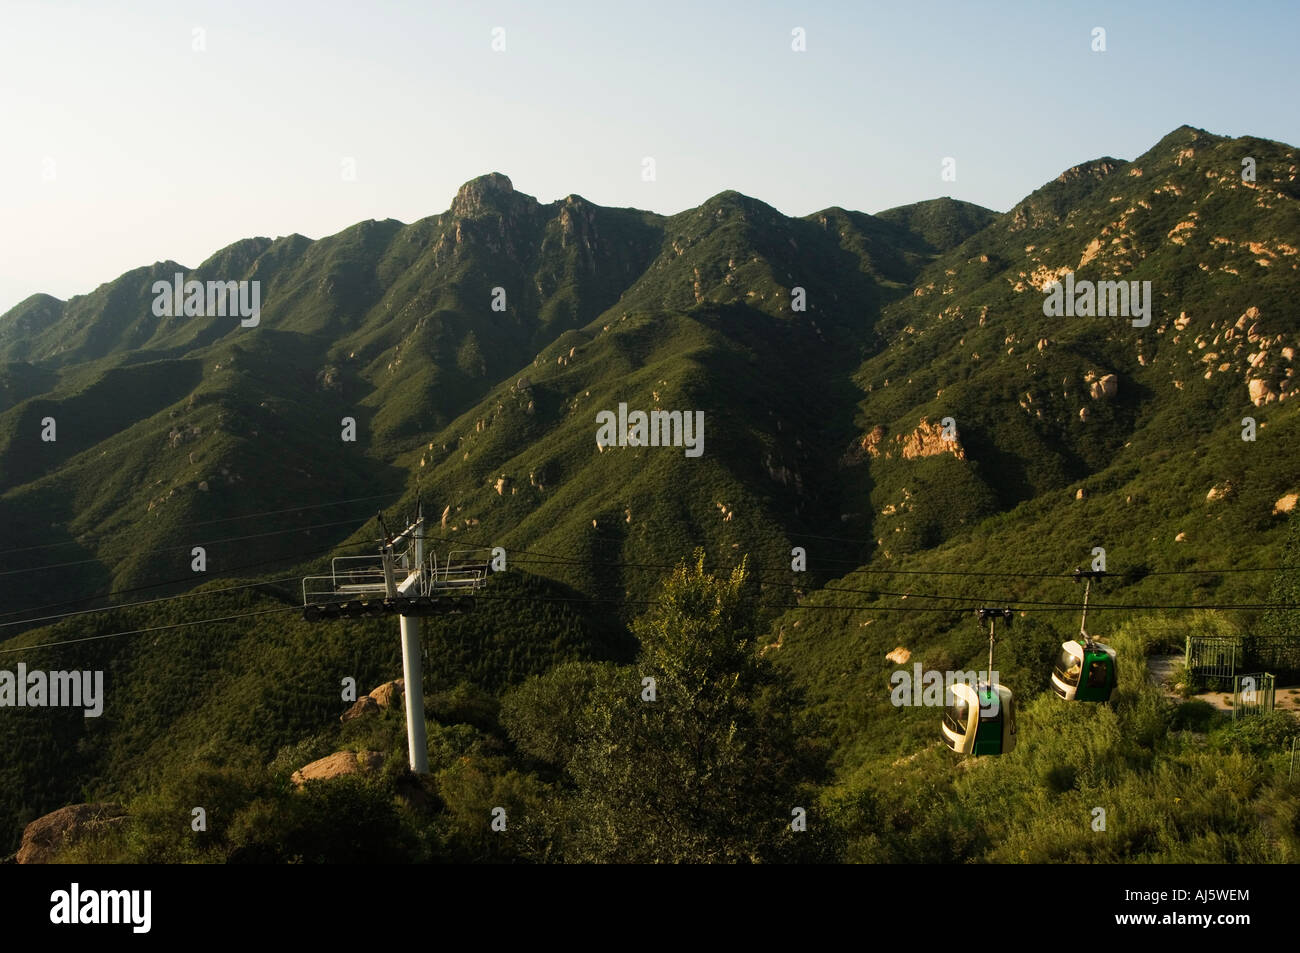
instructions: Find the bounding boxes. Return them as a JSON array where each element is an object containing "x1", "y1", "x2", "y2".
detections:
[
  {"x1": 1248, "y1": 378, "x2": 1276, "y2": 406},
  {"x1": 450, "y1": 172, "x2": 515, "y2": 216},
  {"x1": 864, "y1": 419, "x2": 965, "y2": 461},
  {"x1": 1275, "y1": 493, "x2": 1298, "y2": 515},
  {"x1": 18, "y1": 803, "x2": 127, "y2": 864},
  {"x1": 861, "y1": 425, "x2": 887, "y2": 458},
  {"x1": 885, "y1": 646, "x2": 911, "y2": 664},
  {"x1": 291, "y1": 751, "x2": 384, "y2": 786},
  {"x1": 899, "y1": 418, "x2": 965, "y2": 460},
  {"x1": 1206, "y1": 482, "x2": 1234, "y2": 503},
  {"x1": 316, "y1": 366, "x2": 342, "y2": 392},
  {"x1": 341, "y1": 695, "x2": 379, "y2": 723},
  {"x1": 369, "y1": 679, "x2": 404, "y2": 710},
  {"x1": 1089, "y1": 374, "x2": 1119, "y2": 400}
]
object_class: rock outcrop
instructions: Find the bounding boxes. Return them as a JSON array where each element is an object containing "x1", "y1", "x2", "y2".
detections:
[
  {"x1": 341, "y1": 695, "x2": 379, "y2": 722},
  {"x1": 369, "y1": 679, "x2": 404, "y2": 710},
  {"x1": 1206, "y1": 482, "x2": 1235, "y2": 503},
  {"x1": 863, "y1": 418, "x2": 965, "y2": 461},
  {"x1": 17, "y1": 803, "x2": 127, "y2": 864},
  {"x1": 1248, "y1": 378, "x2": 1277, "y2": 406},
  {"x1": 291, "y1": 751, "x2": 384, "y2": 786},
  {"x1": 1089, "y1": 373, "x2": 1119, "y2": 400}
]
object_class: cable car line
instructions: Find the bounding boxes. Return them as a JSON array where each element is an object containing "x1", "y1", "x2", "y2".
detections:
[
  {"x1": 0, "y1": 575, "x2": 301, "y2": 633},
  {"x1": 0, "y1": 516, "x2": 376, "y2": 578},
  {"x1": 0, "y1": 532, "x2": 387, "y2": 625},
  {"x1": 0, "y1": 606, "x2": 301, "y2": 656},
  {"x1": 4, "y1": 546, "x2": 1294, "y2": 643},
  {"x1": 0, "y1": 490, "x2": 403, "y2": 561}
]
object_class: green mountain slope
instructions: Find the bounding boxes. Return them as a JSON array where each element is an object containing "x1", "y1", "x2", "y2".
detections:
[{"x1": 2, "y1": 127, "x2": 1299, "y2": 863}]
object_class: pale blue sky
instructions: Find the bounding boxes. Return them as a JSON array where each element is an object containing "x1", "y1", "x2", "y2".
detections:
[{"x1": 2, "y1": 0, "x2": 1297, "y2": 314}]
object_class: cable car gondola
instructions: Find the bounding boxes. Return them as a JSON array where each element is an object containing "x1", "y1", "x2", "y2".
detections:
[
  {"x1": 942, "y1": 681, "x2": 1017, "y2": 755},
  {"x1": 940, "y1": 608, "x2": 1017, "y2": 756},
  {"x1": 1051, "y1": 640, "x2": 1116, "y2": 702},
  {"x1": 1052, "y1": 568, "x2": 1117, "y2": 702}
]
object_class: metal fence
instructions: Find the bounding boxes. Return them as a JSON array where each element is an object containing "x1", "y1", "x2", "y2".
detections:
[
  {"x1": 1186, "y1": 635, "x2": 1238, "y2": 689},
  {"x1": 1232, "y1": 672, "x2": 1275, "y2": 720},
  {"x1": 1241, "y1": 635, "x2": 1300, "y2": 675}
]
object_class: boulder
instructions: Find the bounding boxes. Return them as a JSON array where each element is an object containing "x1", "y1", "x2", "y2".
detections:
[
  {"x1": 1089, "y1": 374, "x2": 1119, "y2": 400},
  {"x1": 341, "y1": 695, "x2": 379, "y2": 723},
  {"x1": 1206, "y1": 482, "x2": 1234, "y2": 503},
  {"x1": 1248, "y1": 379, "x2": 1276, "y2": 406},
  {"x1": 17, "y1": 803, "x2": 127, "y2": 864},
  {"x1": 369, "y1": 679, "x2": 404, "y2": 710},
  {"x1": 291, "y1": 751, "x2": 384, "y2": 786}
]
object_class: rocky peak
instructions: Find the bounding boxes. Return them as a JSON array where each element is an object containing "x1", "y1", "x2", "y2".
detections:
[
  {"x1": 1055, "y1": 158, "x2": 1123, "y2": 185},
  {"x1": 450, "y1": 172, "x2": 516, "y2": 217}
]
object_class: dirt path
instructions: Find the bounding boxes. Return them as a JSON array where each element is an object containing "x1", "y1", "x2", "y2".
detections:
[{"x1": 1146, "y1": 652, "x2": 1300, "y2": 712}]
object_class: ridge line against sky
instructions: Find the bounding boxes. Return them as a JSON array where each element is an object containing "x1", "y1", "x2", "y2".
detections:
[{"x1": 2, "y1": 0, "x2": 1297, "y2": 314}]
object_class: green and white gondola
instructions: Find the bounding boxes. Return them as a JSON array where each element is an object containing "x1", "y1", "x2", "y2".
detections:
[
  {"x1": 1051, "y1": 640, "x2": 1117, "y2": 702},
  {"x1": 941, "y1": 682, "x2": 1017, "y2": 756}
]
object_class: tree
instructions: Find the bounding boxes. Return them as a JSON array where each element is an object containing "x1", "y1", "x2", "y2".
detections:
[
  {"x1": 564, "y1": 552, "x2": 827, "y2": 862},
  {"x1": 1259, "y1": 510, "x2": 1300, "y2": 674},
  {"x1": 1263, "y1": 510, "x2": 1300, "y2": 636}
]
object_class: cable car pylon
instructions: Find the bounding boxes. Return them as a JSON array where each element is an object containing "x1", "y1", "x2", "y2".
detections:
[
  {"x1": 1051, "y1": 569, "x2": 1117, "y2": 702},
  {"x1": 300, "y1": 505, "x2": 490, "y2": 773},
  {"x1": 941, "y1": 608, "x2": 1017, "y2": 756}
]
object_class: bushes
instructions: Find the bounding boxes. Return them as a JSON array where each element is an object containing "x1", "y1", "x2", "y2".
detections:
[
  {"x1": 1170, "y1": 700, "x2": 1217, "y2": 732},
  {"x1": 1214, "y1": 710, "x2": 1300, "y2": 755}
]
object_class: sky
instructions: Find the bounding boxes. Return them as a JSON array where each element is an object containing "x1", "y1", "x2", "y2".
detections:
[{"x1": 2, "y1": 0, "x2": 1298, "y2": 314}]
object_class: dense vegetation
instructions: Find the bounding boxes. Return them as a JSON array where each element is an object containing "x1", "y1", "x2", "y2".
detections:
[{"x1": 2, "y1": 125, "x2": 1299, "y2": 862}]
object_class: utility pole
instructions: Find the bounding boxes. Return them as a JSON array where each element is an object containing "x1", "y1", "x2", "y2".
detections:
[
  {"x1": 384, "y1": 512, "x2": 429, "y2": 774},
  {"x1": 301, "y1": 506, "x2": 488, "y2": 774}
]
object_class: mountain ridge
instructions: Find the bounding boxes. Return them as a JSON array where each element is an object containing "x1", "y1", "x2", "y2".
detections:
[{"x1": 2, "y1": 125, "x2": 1299, "y2": 862}]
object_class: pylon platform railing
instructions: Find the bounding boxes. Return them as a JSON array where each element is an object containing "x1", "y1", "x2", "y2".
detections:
[
  {"x1": 301, "y1": 549, "x2": 489, "y2": 620},
  {"x1": 298, "y1": 514, "x2": 489, "y2": 775}
]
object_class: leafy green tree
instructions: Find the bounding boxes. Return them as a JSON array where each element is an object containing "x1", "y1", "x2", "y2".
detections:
[
  {"x1": 565, "y1": 553, "x2": 826, "y2": 862},
  {"x1": 1262, "y1": 509, "x2": 1300, "y2": 639}
]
